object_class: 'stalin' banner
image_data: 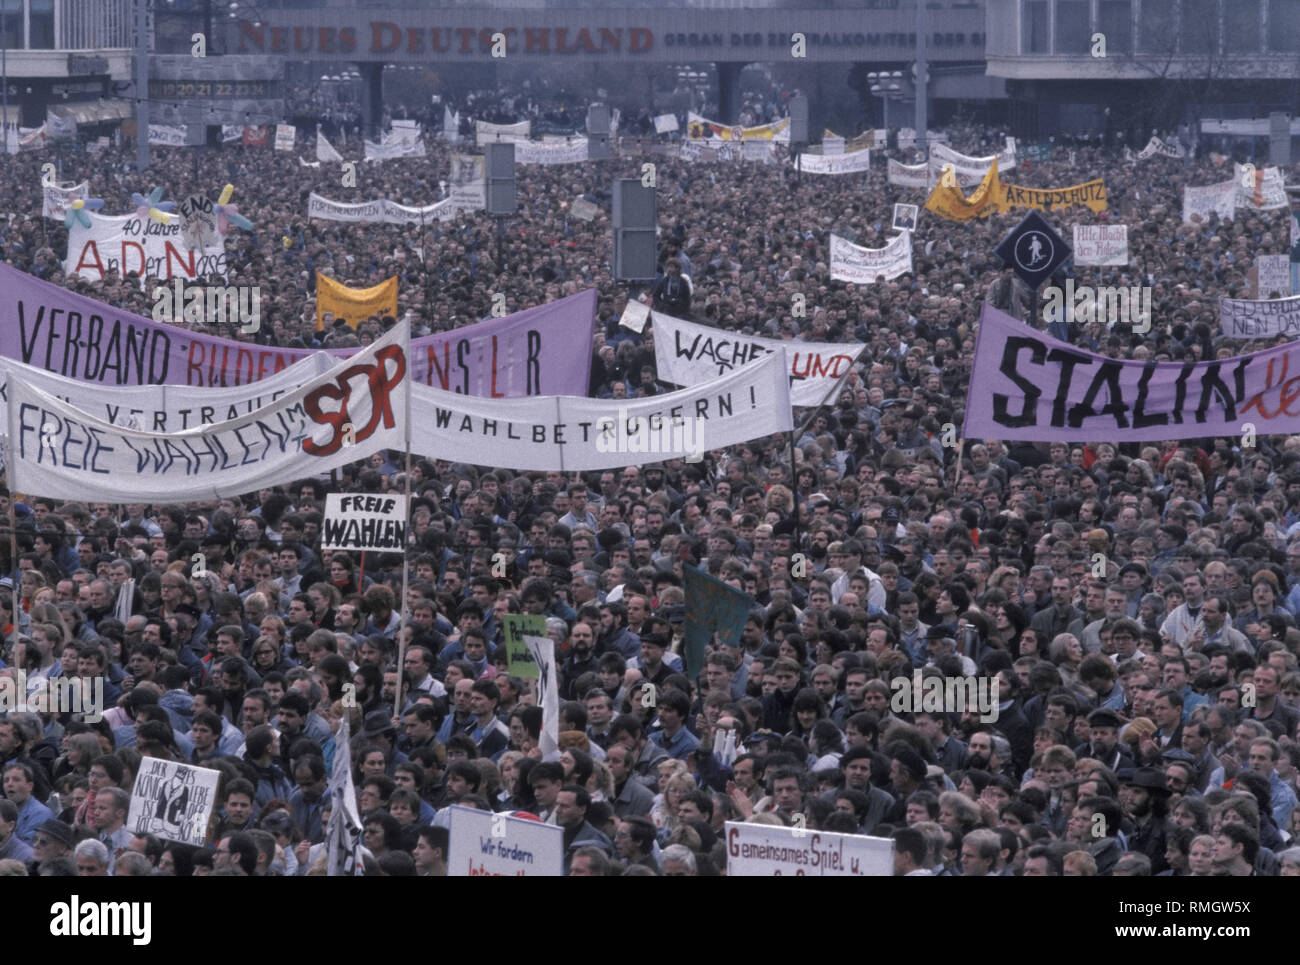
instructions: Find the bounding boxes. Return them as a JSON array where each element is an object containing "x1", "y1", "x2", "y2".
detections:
[
  {"x1": 1219, "y1": 296, "x2": 1300, "y2": 339},
  {"x1": 7, "y1": 322, "x2": 410, "y2": 502},
  {"x1": 64, "y1": 212, "x2": 228, "y2": 284},
  {"x1": 964, "y1": 302, "x2": 1300, "y2": 442},
  {"x1": 997, "y1": 176, "x2": 1108, "y2": 214},
  {"x1": 316, "y1": 274, "x2": 398, "y2": 330},
  {"x1": 0, "y1": 264, "x2": 594, "y2": 394},
  {"x1": 924, "y1": 159, "x2": 1002, "y2": 222},
  {"x1": 650, "y1": 311, "x2": 866, "y2": 408},
  {"x1": 409, "y1": 352, "x2": 793, "y2": 471},
  {"x1": 0, "y1": 352, "x2": 333, "y2": 433},
  {"x1": 829, "y1": 231, "x2": 913, "y2": 284}
]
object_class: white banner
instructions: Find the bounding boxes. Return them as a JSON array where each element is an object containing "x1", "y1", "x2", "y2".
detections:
[
  {"x1": 830, "y1": 231, "x2": 913, "y2": 284},
  {"x1": 316, "y1": 130, "x2": 343, "y2": 163},
  {"x1": 45, "y1": 112, "x2": 76, "y2": 140},
  {"x1": 364, "y1": 136, "x2": 425, "y2": 161},
  {"x1": 1073, "y1": 225, "x2": 1129, "y2": 266},
  {"x1": 1235, "y1": 163, "x2": 1288, "y2": 211},
  {"x1": 148, "y1": 124, "x2": 188, "y2": 147},
  {"x1": 654, "y1": 113, "x2": 679, "y2": 134},
  {"x1": 725, "y1": 822, "x2": 893, "y2": 876},
  {"x1": 475, "y1": 119, "x2": 530, "y2": 145},
  {"x1": 1257, "y1": 254, "x2": 1292, "y2": 299},
  {"x1": 929, "y1": 142, "x2": 1016, "y2": 186},
  {"x1": 447, "y1": 805, "x2": 564, "y2": 877},
  {"x1": 1183, "y1": 180, "x2": 1237, "y2": 223},
  {"x1": 307, "y1": 192, "x2": 457, "y2": 225},
  {"x1": 409, "y1": 352, "x2": 792, "y2": 470},
  {"x1": 888, "y1": 158, "x2": 930, "y2": 189},
  {"x1": 522, "y1": 634, "x2": 561, "y2": 761},
  {"x1": 274, "y1": 124, "x2": 296, "y2": 152},
  {"x1": 1219, "y1": 295, "x2": 1300, "y2": 338},
  {"x1": 41, "y1": 180, "x2": 88, "y2": 220},
  {"x1": 798, "y1": 149, "x2": 870, "y2": 175},
  {"x1": 0, "y1": 352, "x2": 332, "y2": 434},
  {"x1": 514, "y1": 138, "x2": 588, "y2": 165},
  {"x1": 822, "y1": 135, "x2": 844, "y2": 155},
  {"x1": 651, "y1": 312, "x2": 864, "y2": 408},
  {"x1": 221, "y1": 125, "x2": 242, "y2": 143},
  {"x1": 64, "y1": 212, "x2": 228, "y2": 284},
  {"x1": 1136, "y1": 135, "x2": 1182, "y2": 161},
  {"x1": 325, "y1": 718, "x2": 364, "y2": 876},
  {"x1": 126, "y1": 758, "x2": 220, "y2": 847},
  {"x1": 7, "y1": 322, "x2": 410, "y2": 502},
  {"x1": 321, "y1": 493, "x2": 408, "y2": 552}
]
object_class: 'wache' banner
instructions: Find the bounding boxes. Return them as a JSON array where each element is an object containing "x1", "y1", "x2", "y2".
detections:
[
  {"x1": 964, "y1": 302, "x2": 1300, "y2": 442},
  {"x1": 0, "y1": 264, "x2": 594, "y2": 394},
  {"x1": 64, "y1": 212, "x2": 228, "y2": 285},
  {"x1": 829, "y1": 231, "x2": 913, "y2": 284},
  {"x1": 8, "y1": 322, "x2": 410, "y2": 502},
  {"x1": 650, "y1": 311, "x2": 866, "y2": 408},
  {"x1": 0, "y1": 352, "x2": 333, "y2": 433},
  {"x1": 1219, "y1": 296, "x2": 1300, "y2": 339},
  {"x1": 408, "y1": 352, "x2": 793, "y2": 471}
]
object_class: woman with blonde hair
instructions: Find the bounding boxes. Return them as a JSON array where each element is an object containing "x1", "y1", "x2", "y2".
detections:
[{"x1": 650, "y1": 771, "x2": 694, "y2": 832}]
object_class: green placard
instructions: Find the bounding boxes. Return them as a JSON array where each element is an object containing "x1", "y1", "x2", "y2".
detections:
[{"x1": 503, "y1": 614, "x2": 548, "y2": 678}]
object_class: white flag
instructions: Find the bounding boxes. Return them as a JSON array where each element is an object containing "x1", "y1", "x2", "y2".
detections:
[
  {"x1": 522, "y1": 635, "x2": 560, "y2": 761},
  {"x1": 316, "y1": 129, "x2": 343, "y2": 163},
  {"x1": 326, "y1": 718, "x2": 365, "y2": 876}
]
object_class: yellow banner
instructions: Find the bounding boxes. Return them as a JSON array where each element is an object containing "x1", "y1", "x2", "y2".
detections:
[
  {"x1": 688, "y1": 114, "x2": 789, "y2": 141},
  {"x1": 924, "y1": 159, "x2": 1002, "y2": 222},
  {"x1": 998, "y1": 177, "x2": 1108, "y2": 214},
  {"x1": 316, "y1": 273, "x2": 398, "y2": 330}
]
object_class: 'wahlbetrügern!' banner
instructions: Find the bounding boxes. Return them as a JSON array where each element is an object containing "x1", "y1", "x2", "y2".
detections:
[{"x1": 964, "y1": 303, "x2": 1300, "y2": 442}]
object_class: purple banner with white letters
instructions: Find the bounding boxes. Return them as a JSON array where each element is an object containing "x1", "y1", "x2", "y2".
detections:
[
  {"x1": 964, "y1": 303, "x2": 1300, "y2": 442},
  {"x1": 0, "y1": 264, "x2": 594, "y2": 394}
]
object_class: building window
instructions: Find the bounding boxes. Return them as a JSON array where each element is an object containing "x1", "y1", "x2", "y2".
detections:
[
  {"x1": 1182, "y1": 0, "x2": 1218, "y2": 54},
  {"x1": 1098, "y1": 1, "x2": 1132, "y2": 53},
  {"x1": 1055, "y1": 0, "x2": 1090, "y2": 53},
  {"x1": 1273, "y1": 0, "x2": 1300, "y2": 52},
  {"x1": 1023, "y1": 0, "x2": 1049, "y2": 53},
  {"x1": 1138, "y1": 0, "x2": 1178, "y2": 54},
  {"x1": 0, "y1": 0, "x2": 19, "y2": 50},
  {"x1": 1223, "y1": 0, "x2": 1260, "y2": 53},
  {"x1": 29, "y1": 0, "x2": 53, "y2": 49}
]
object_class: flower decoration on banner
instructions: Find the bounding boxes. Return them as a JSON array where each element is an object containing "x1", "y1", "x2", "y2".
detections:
[
  {"x1": 132, "y1": 187, "x2": 176, "y2": 224},
  {"x1": 214, "y1": 183, "x2": 254, "y2": 234},
  {"x1": 64, "y1": 197, "x2": 105, "y2": 230}
]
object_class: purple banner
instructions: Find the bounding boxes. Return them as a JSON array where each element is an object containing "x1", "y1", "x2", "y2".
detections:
[
  {"x1": 0, "y1": 264, "x2": 594, "y2": 394},
  {"x1": 964, "y1": 303, "x2": 1300, "y2": 442}
]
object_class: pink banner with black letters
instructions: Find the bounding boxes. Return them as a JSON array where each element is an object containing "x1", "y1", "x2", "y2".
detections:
[
  {"x1": 0, "y1": 264, "x2": 593, "y2": 394},
  {"x1": 964, "y1": 303, "x2": 1300, "y2": 442}
]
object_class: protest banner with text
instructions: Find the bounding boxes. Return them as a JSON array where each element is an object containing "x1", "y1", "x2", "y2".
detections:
[
  {"x1": 725, "y1": 822, "x2": 893, "y2": 876},
  {"x1": 64, "y1": 212, "x2": 228, "y2": 285},
  {"x1": 316, "y1": 274, "x2": 399, "y2": 330}
]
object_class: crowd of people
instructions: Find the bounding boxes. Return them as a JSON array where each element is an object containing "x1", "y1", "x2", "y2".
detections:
[{"x1": 0, "y1": 95, "x2": 1297, "y2": 879}]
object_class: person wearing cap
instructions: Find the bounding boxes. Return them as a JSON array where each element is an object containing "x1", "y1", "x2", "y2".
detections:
[
  {"x1": 1120, "y1": 767, "x2": 1173, "y2": 875},
  {"x1": 1075, "y1": 709, "x2": 1134, "y2": 773},
  {"x1": 28, "y1": 817, "x2": 73, "y2": 872}
]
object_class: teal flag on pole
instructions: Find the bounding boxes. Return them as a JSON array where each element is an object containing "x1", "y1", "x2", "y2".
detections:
[{"x1": 683, "y1": 564, "x2": 752, "y2": 682}]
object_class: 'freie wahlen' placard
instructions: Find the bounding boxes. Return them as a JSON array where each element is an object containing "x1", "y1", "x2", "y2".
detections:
[{"x1": 321, "y1": 493, "x2": 409, "y2": 552}]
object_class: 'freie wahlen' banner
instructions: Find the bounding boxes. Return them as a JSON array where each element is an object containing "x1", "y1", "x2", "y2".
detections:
[
  {"x1": 7, "y1": 323, "x2": 409, "y2": 502},
  {"x1": 964, "y1": 303, "x2": 1300, "y2": 442},
  {"x1": 321, "y1": 493, "x2": 408, "y2": 552},
  {"x1": 409, "y1": 352, "x2": 792, "y2": 471},
  {"x1": 0, "y1": 264, "x2": 593, "y2": 394},
  {"x1": 650, "y1": 311, "x2": 866, "y2": 408}
]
